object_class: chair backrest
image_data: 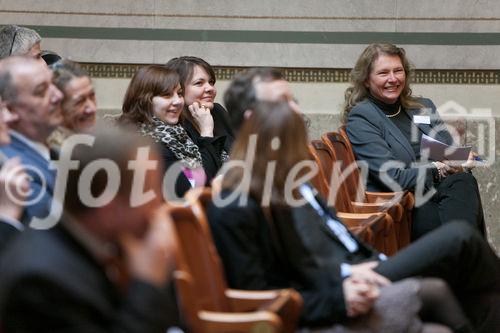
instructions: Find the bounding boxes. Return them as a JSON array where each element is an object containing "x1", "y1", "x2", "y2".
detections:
[
  {"x1": 322, "y1": 131, "x2": 366, "y2": 202},
  {"x1": 169, "y1": 204, "x2": 231, "y2": 318},
  {"x1": 306, "y1": 142, "x2": 330, "y2": 198},
  {"x1": 178, "y1": 189, "x2": 305, "y2": 333},
  {"x1": 338, "y1": 125, "x2": 354, "y2": 153},
  {"x1": 307, "y1": 140, "x2": 353, "y2": 212}
]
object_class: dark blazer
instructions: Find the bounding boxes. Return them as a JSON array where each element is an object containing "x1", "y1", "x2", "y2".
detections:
[
  {"x1": 0, "y1": 133, "x2": 56, "y2": 225},
  {"x1": 206, "y1": 190, "x2": 378, "y2": 327},
  {"x1": 346, "y1": 98, "x2": 454, "y2": 192},
  {"x1": 157, "y1": 138, "x2": 224, "y2": 199},
  {"x1": 0, "y1": 219, "x2": 21, "y2": 253},
  {"x1": 0, "y1": 222, "x2": 178, "y2": 333}
]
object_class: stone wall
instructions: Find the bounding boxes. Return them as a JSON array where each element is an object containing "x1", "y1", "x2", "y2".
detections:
[{"x1": 1, "y1": 0, "x2": 499, "y2": 251}]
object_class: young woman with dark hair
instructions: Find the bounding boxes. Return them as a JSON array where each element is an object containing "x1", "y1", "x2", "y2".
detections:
[
  {"x1": 165, "y1": 56, "x2": 234, "y2": 157},
  {"x1": 119, "y1": 65, "x2": 223, "y2": 198}
]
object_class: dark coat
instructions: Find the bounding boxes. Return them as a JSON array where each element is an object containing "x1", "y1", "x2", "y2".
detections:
[
  {"x1": 0, "y1": 219, "x2": 21, "y2": 253},
  {"x1": 206, "y1": 191, "x2": 378, "y2": 327},
  {"x1": 207, "y1": 190, "x2": 499, "y2": 329},
  {"x1": 0, "y1": 223, "x2": 178, "y2": 333},
  {"x1": 346, "y1": 98, "x2": 454, "y2": 192}
]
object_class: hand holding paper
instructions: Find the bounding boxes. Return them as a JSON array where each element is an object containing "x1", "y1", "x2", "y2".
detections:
[{"x1": 420, "y1": 134, "x2": 471, "y2": 162}]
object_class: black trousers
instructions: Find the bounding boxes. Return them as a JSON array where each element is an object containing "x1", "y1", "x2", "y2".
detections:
[
  {"x1": 411, "y1": 172, "x2": 485, "y2": 240},
  {"x1": 375, "y1": 222, "x2": 500, "y2": 333}
]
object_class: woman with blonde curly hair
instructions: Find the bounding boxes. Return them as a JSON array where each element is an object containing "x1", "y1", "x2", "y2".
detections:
[{"x1": 343, "y1": 43, "x2": 484, "y2": 239}]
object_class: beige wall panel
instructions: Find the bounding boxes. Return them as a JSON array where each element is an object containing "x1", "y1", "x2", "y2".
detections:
[
  {"x1": 396, "y1": 20, "x2": 500, "y2": 33},
  {"x1": 398, "y1": 45, "x2": 500, "y2": 70},
  {"x1": 152, "y1": 42, "x2": 367, "y2": 67},
  {"x1": 0, "y1": 0, "x2": 156, "y2": 13},
  {"x1": 93, "y1": 78, "x2": 129, "y2": 113},
  {"x1": 290, "y1": 82, "x2": 348, "y2": 114},
  {"x1": 152, "y1": 0, "x2": 396, "y2": 17},
  {"x1": 396, "y1": 0, "x2": 500, "y2": 18},
  {"x1": 151, "y1": 17, "x2": 396, "y2": 32},
  {"x1": 39, "y1": 39, "x2": 500, "y2": 69},
  {"x1": 0, "y1": 13, "x2": 155, "y2": 28},
  {"x1": 42, "y1": 39, "x2": 157, "y2": 63},
  {"x1": 413, "y1": 84, "x2": 500, "y2": 116},
  {"x1": 0, "y1": 12, "x2": 394, "y2": 32}
]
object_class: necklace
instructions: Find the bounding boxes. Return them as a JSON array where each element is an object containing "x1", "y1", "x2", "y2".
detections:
[{"x1": 386, "y1": 105, "x2": 401, "y2": 118}]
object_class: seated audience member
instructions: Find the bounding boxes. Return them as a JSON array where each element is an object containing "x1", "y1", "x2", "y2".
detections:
[
  {"x1": 0, "y1": 94, "x2": 28, "y2": 252},
  {"x1": 0, "y1": 25, "x2": 43, "y2": 64},
  {"x1": 223, "y1": 67, "x2": 300, "y2": 132},
  {"x1": 0, "y1": 56, "x2": 63, "y2": 224},
  {"x1": 166, "y1": 56, "x2": 233, "y2": 156},
  {"x1": 207, "y1": 101, "x2": 499, "y2": 333},
  {"x1": 0, "y1": 125, "x2": 179, "y2": 332},
  {"x1": 119, "y1": 65, "x2": 222, "y2": 198},
  {"x1": 47, "y1": 60, "x2": 97, "y2": 149},
  {"x1": 343, "y1": 43, "x2": 485, "y2": 239}
]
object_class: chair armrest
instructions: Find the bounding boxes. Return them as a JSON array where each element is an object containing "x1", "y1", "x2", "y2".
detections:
[
  {"x1": 351, "y1": 202, "x2": 403, "y2": 222},
  {"x1": 340, "y1": 212, "x2": 395, "y2": 237},
  {"x1": 336, "y1": 211, "x2": 385, "y2": 228},
  {"x1": 349, "y1": 225, "x2": 373, "y2": 243},
  {"x1": 365, "y1": 191, "x2": 405, "y2": 203},
  {"x1": 225, "y1": 289, "x2": 281, "y2": 311},
  {"x1": 351, "y1": 201, "x2": 391, "y2": 213},
  {"x1": 199, "y1": 310, "x2": 282, "y2": 333},
  {"x1": 226, "y1": 289, "x2": 303, "y2": 333}
]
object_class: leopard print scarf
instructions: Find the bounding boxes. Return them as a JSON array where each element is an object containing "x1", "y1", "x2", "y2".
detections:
[{"x1": 139, "y1": 117, "x2": 202, "y2": 169}]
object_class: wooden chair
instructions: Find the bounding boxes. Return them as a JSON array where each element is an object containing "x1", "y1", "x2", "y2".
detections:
[
  {"x1": 169, "y1": 200, "x2": 302, "y2": 333},
  {"x1": 330, "y1": 127, "x2": 415, "y2": 248},
  {"x1": 308, "y1": 141, "x2": 397, "y2": 255}
]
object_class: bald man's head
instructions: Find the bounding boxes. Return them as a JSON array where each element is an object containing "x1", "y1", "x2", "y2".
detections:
[{"x1": 0, "y1": 56, "x2": 63, "y2": 143}]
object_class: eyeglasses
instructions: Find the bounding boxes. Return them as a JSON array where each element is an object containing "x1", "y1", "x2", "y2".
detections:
[{"x1": 8, "y1": 28, "x2": 18, "y2": 56}]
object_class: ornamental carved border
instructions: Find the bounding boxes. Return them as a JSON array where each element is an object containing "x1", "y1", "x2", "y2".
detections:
[{"x1": 80, "y1": 63, "x2": 500, "y2": 84}]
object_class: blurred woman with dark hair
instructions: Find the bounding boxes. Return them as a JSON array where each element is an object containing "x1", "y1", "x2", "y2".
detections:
[
  {"x1": 119, "y1": 65, "x2": 222, "y2": 198},
  {"x1": 206, "y1": 101, "x2": 499, "y2": 332},
  {"x1": 165, "y1": 56, "x2": 234, "y2": 157}
]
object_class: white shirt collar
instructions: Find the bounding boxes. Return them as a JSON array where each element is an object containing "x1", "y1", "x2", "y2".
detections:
[
  {"x1": 0, "y1": 214, "x2": 24, "y2": 231},
  {"x1": 10, "y1": 130, "x2": 51, "y2": 161}
]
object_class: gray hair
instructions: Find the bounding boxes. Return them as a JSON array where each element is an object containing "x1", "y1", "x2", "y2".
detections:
[
  {"x1": 0, "y1": 56, "x2": 38, "y2": 102},
  {"x1": 0, "y1": 62, "x2": 16, "y2": 102},
  {"x1": 51, "y1": 60, "x2": 89, "y2": 93},
  {"x1": 0, "y1": 25, "x2": 41, "y2": 59}
]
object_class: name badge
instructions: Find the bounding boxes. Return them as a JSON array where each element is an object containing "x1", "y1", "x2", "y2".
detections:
[{"x1": 413, "y1": 115, "x2": 430, "y2": 124}]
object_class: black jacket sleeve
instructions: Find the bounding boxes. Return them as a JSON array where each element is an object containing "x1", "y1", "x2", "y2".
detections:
[
  {"x1": 2, "y1": 276, "x2": 176, "y2": 333},
  {"x1": 0, "y1": 220, "x2": 21, "y2": 253},
  {"x1": 206, "y1": 196, "x2": 349, "y2": 327},
  {"x1": 182, "y1": 105, "x2": 231, "y2": 183}
]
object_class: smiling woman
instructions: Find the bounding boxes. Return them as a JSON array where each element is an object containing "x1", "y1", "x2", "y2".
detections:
[
  {"x1": 165, "y1": 56, "x2": 234, "y2": 160},
  {"x1": 342, "y1": 43, "x2": 486, "y2": 240},
  {"x1": 119, "y1": 65, "x2": 223, "y2": 198},
  {"x1": 48, "y1": 60, "x2": 97, "y2": 149}
]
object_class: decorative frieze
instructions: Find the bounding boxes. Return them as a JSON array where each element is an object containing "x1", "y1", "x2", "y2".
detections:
[{"x1": 80, "y1": 63, "x2": 500, "y2": 84}]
